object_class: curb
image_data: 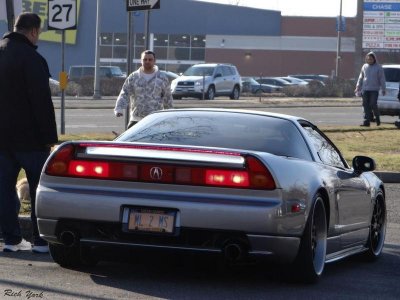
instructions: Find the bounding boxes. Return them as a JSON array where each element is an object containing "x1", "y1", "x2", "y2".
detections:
[{"x1": 374, "y1": 172, "x2": 400, "y2": 183}]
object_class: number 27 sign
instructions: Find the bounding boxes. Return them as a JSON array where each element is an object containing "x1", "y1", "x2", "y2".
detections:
[{"x1": 48, "y1": 0, "x2": 77, "y2": 30}]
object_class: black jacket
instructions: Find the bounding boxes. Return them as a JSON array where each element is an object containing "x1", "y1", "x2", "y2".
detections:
[{"x1": 0, "y1": 32, "x2": 58, "y2": 151}]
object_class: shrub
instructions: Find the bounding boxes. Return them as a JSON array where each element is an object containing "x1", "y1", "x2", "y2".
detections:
[
  {"x1": 282, "y1": 78, "x2": 356, "y2": 98},
  {"x1": 68, "y1": 77, "x2": 125, "y2": 96}
]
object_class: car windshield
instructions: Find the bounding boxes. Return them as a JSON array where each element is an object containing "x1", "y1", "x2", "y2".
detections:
[
  {"x1": 243, "y1": 78, "x2": 259, "y2": 85},
  {"x1": 183, "y1": 66, "x2": 214, "y2": 76},
  {"x1": 384, "y1": 68, "x2": 400, "y2": 82},
  {"x1": 117, "y1": 111, "x2": 312, "y2": 160},
  {"x1": 109, "y1": 67, "x2": 123, "y2": 76}
]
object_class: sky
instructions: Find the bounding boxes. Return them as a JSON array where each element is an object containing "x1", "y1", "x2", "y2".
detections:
[{"x1": 194, "y1": 0, "x2": 358, "y2": 17}]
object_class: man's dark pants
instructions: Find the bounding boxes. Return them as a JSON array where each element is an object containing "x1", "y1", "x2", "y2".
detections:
[
  {"x1": 362, "y1": 90, "x2": 380, "y2": 125},
  {"x1": 0, "y1": 150, "x2": 50, "y2": 246}
]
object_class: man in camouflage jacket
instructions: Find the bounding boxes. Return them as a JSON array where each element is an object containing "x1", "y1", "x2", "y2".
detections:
[{"x1": 114, "y1": 50, "x2": 173, "y2": 128}]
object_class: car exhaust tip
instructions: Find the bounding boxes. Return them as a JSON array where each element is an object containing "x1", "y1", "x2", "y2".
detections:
[
  {"x1": 59, "y1": 231, "x2": 77, "y2": 247},
  {"x1": 223, "y1": 242, "x2": 245, "y2": 261}
]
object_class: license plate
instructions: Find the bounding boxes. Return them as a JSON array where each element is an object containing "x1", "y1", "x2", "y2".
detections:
[{"x1": 128, "y1": 209, "x2": 175, "y2": 233}]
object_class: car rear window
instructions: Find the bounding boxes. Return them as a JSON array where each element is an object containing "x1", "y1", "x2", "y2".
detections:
[
  {"x1": 117, "y1": 111, "x2": 312, "y2": 160},
  {"x1": 383, "y1": 68, "x2": 400, "y2": 82}
]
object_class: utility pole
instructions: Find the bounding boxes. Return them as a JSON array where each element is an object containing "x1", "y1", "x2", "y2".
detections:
[
  {"x1": 335, "y1": 0, "x2": 343, "y2": 78},
  {"x1": 354, "y1": 0, "x2": 364, "y2": 78},
  {"x1": 144, "y1": 10, "x2": 150, "y2": 49},
  {"x1": 93, "y1": 0, "x2": 102, "y2": 99},
  {"x1": 5, "y1": 0, "x2": 14, "y2": 32}
]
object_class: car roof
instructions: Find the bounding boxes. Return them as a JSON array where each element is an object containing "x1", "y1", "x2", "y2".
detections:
[
  {"x1": 191, "y1": 63, "x2": 233, "y2": 67},
  {"x1": 383, "y1": 64, "x2": 400, "y2": 68}
]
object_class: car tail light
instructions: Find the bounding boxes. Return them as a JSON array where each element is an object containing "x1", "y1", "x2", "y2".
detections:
[{"x1": 45, "y1": 143, "x2": 275, "y2": 190}]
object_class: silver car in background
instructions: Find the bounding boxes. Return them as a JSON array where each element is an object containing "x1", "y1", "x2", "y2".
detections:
[
  {"x1": 378, "y1": 64, "x2": 400, "y2": 116},
  {"x1": 36, "y1": 109, "x2": 386, "y2": 283},
  {"x1": 170, "y1": 63, "x2": 242, "y2": 100}
]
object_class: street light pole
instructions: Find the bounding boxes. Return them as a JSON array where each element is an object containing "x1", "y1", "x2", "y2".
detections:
[
  {"x1": 335, "y1": 0, "x2": 343, "y2": 78},
  {"x1": 93, "y1": 0, "x2": 102, "y2": 99},
  {"x1": 5, "y1": 0, "x2": 14, "y2": 32}
]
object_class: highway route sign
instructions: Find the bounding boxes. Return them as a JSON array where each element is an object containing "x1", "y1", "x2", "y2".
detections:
[{"x1": 48, "y1": 0, "x2": 77, "y2": 30}]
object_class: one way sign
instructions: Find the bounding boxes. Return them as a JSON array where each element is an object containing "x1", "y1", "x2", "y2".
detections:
[{"x1": 126, "y1": 0, "x2": 160, "y2": 11}]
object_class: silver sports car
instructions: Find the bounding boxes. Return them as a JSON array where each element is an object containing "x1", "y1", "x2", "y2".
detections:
[{"x1": 36, "y1": 109, "x2": 386, "y2": 283}]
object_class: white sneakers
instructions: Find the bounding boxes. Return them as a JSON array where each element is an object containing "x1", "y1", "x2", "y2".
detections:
[
  {"x1": 3, "y1": 239, "x2": 49, "y2": 253},
  {"x1": 3, "y1": 239, "x2": 32, "y2": 252}
]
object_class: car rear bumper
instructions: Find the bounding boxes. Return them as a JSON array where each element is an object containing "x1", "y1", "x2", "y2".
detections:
[
  {"x1": 172, "y1": 90, "x2": 204, "y2": 98},
  {"x1": 378, "y1": 99, "x2": 400, "y2": 116},
  {"x1": 38, "y1": 218, "x2": 300, "y2": 263}
]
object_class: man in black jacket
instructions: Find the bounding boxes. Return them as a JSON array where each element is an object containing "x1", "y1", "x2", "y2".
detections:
[{"x1": 0, "y1": 13, "x2": 58, "y2": 253}]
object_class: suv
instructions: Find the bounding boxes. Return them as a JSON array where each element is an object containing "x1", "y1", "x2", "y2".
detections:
[
  {"x1": 378, "y1": 64, "x2": 400, "y2": 116},
  {"x1": 171, "y1": 63, "x2": 242, "y2": 100},
  {"x1": 69, "y1": 65, "x2": 126, "y2": 81}
]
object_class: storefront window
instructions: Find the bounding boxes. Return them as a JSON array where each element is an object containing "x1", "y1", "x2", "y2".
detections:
[
  {"x1": 154, "y1": 34, "x2": 169, "y2": 47},
  {"x1": 100, "y1": 46, "x2": 112, "y2": 58},
  {"x1": 168, "y1": 47, "x2": 190, "y2": 60},
  {"x1": 114, "y1": 46, "x2": 127, "y2": 58},
  {"x1": 135, "y1": 33, "x2": 145, "y2": 46},
  {"x1": 114, "y1": 33, "x2": 127, "y2": 45},
  {"x1": 191, "y1": 48, "x2": 205, "y2": 60},
  {"x1": 154, "y1": 47, "x2": 168, "y2": 60},
  {"x1": 134, "y1": 46, "x2": 145, "y2": 59},
  {"x1": 191, "y1": 35, "x2": 205, "y2": 47},
  {"x1": 100, "y1": 32, "x2": 206, "y2": 71},
  {"x1": 100, "y1": 33, "x2": 113, "y2": 45},
  {"x1": 170, "y1": 34, "x2": 190, "y2": 47}
]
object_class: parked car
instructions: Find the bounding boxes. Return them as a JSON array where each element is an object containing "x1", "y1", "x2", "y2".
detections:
[
  {"x1": 377, "y1": 64, "x2": 400, "y2": 116},
  {"x1": 68, "y1": 65, "x2": 126, "y2": 81},
  {"x1": 288, "y1": 74, "x2": 329, "y2": 82},
  {"x1": 241, "y1": 77, "x2": 281, "y2": 94},
  {"x1": 170, "y1": 63, "x2": 242, "y2": 100},
  {"x1": 160, "y1": 70, "x2": 179, "y2": 83},
  {"x1": 49, "y1": 78, "x2": 61, "y2": 96},
  {"x1": 278, "y1": 76, "x2": 309, "y2": 86},
  {"x1": 288, "y1": 74, "x2": 329, "y2": 87},
  {"x1": 255, "y1": 77, "x2": 294, "y2": 87},
  {"x1": 36, "y1": 109, "x2": 386, "y2": 283}
]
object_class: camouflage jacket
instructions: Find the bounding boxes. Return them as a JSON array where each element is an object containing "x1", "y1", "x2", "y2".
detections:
[{"x1": 114, "y1": 65, "x2": 173, "y2": 122}]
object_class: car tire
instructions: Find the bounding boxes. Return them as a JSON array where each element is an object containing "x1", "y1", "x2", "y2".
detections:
[
  {"x1": 255, "y1": 89, "x2": 262, "y2": 96},
  {"x1": 206, "y1": 86, "x2": 215, "y2": 100},
  {"x1": 229, "y1": 85, "x2": 240, "y2": 100},
  {"x1": 362, "y1": 190, "x2": 386, "y2": 261},
  {"x1": 292, "y1": 195, "x2": 327, "y2": 283},
  {"x1": 49, "y1": 243, "x2": 98, "y2": 268},
  {"x1": 49, "y1": 243, "x2": 82, "y2": 268}
]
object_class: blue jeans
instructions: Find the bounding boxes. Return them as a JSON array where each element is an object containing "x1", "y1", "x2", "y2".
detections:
[
  {"x1": 0, "y1": 150, "x2": 50, "y2": 245},
  {"x1": 362, "y1": 90, "x2": 380, "y2": 124}
]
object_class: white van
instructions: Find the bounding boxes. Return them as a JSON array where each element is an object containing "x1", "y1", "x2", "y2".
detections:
[{"x1": 378, "y1": 65, "x2": 400, "y2": 116}]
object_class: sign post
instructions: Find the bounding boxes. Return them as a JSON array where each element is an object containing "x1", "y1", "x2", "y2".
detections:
[{"x1": 48, "y1": 0, "x2": 77, "y2": 135}]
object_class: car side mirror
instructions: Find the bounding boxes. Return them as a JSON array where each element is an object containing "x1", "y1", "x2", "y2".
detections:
[
  {"x1": 352, "y1": 156, "x2": 376, "y2": 173},
  {"x1": 214, "y1": 73, "x2": 222, "y2": 78}
]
